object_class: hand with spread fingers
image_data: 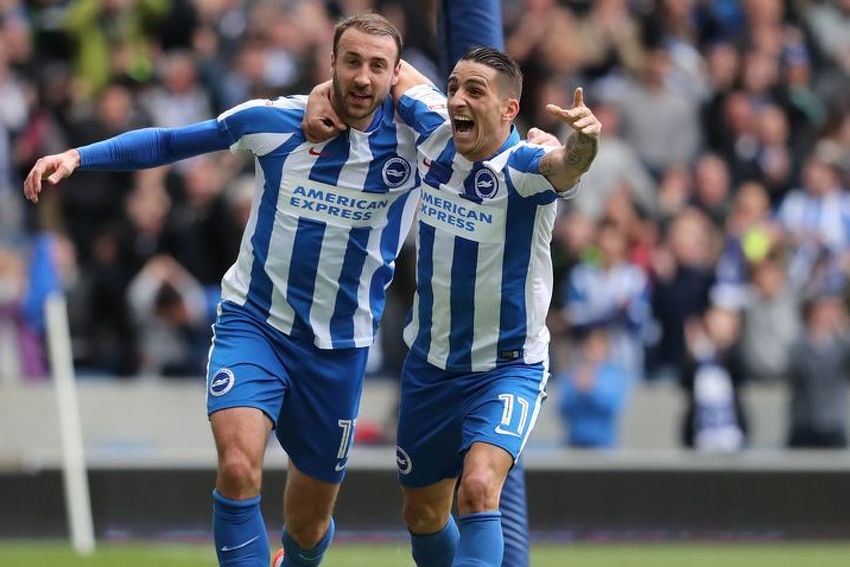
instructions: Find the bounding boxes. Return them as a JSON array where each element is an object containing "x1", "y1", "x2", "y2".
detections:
[
  {"x1": 545, "y1": 87, "x2": 601, "y2": 141},
  {"x1": 537, "y1": 87, "x2": 601, "y2": 192},
  {"x1": 23, "y1": 149, "x2": 81, "y2": 204}
]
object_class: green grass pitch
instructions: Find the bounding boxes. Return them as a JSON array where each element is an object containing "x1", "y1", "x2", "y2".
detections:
[{"x1": 2, "y1": 542, "x2": 850, "y2": 566}]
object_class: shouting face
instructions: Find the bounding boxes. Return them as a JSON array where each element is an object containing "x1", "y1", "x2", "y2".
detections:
[{"x1": 446, "y1": 60, "x2": 519, "y2": 162}]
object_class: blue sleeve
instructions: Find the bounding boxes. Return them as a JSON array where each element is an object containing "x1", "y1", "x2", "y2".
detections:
[
  {"x1": 438, "y1": 0, "x2": 504, "y2": 77},
  {"x1": 397, "y1": 85, "x2": 448, "y2": 141},
  {"x1": 77, "y1": 119, "x2": 232, "y2": 170}
]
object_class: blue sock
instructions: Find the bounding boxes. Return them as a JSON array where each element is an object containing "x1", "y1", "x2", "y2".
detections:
[
  {"x1": 499, "y1": 462, "x2": 529, "y2": 567},
  {"x1": 212, "y1": 489, "x2": 269, "y2": 567},
  {"x1": 280, "y1": 516, "x2": 335, "y2": 566},
  {"x1": 454, "y1": 511, "x2": 503, "y2": 566},
  {"x1": 410, "y1": 515, "x2": 459, "y2": 567}
]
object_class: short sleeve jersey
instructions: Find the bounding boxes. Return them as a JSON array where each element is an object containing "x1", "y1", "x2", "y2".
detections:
[
  {"x1": 397, "y1": 84, "x2": 578, "y2": 371},
  {"x1": 217, "y1": 96, "x2": 420, "y2": 349}
]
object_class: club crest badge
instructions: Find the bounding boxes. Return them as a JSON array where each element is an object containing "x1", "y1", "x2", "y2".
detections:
[
  {"x1": 382, "y1": 157, "x2": 412, "y2": 188},
  {"x1": 209, "y1": 368, "x2": 235, "y2": 397},
  {"x1": 473, "y1": 168, "x2": 499, "y2": 199}
]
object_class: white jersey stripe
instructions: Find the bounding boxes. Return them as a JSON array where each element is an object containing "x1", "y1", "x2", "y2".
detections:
[{"x1": 265, "y1": 206, "x2": 299, "y2": 336}]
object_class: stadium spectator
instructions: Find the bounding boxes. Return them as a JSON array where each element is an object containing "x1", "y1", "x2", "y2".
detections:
[
  {"x1": 681, "y1": 304, "x2": 748, "y2": 451},
  {"x1": 126, "y1": 254, "x2": 208, "y2": 377},
  {"x1": 777, "y1": 142, "x2": 850, "y2": 290},
  {"x1": 604, "y1": 43, "x2": 701, "y2": 175},
  {"x1": 740, "y1": 254, "x2": 801, "y2": 382},
  {"x1": 648, "y1": 208, "x2": 717, "y2": 382},
  {"x1": 558, "y1": 326, "x2": 630, "y2": 449},
  {"x1": 787, "y1": 287, "x2": 850, "y2": 448},
  {"x1": 563, "y1": 219, "x2": 652, "y2": 382}
]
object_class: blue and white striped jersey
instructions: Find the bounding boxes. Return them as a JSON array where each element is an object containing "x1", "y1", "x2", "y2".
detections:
[
  {"x1": 398, "y1": 85, "x2": 577, "y2": 371},
  {"x1": 217, "y1": 96, "x2": 420, "y2": 349}
]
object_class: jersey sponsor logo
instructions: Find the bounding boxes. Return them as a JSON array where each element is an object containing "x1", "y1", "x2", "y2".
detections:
[
  {"x1": 473, "y1": 168, "x2": 499, "y2": 199},
  {"x1": 395, "y1": 446, "x2": 413, "y2": 475},
  {"x1": 281, "y1": 177, "x2": 401, "y2": 228},
  {"x1": 209, "y1": 368, "x2": 235, "y2": 397},
  {"x1": 418, "y1": 184, "x2": 506, "y2": 243},
  {"x1": 220, "y1": 535, "x2": 260, "y2": 552},
  {"x1": 382, "y1": 157, "x2": 412, "y2": 188}
]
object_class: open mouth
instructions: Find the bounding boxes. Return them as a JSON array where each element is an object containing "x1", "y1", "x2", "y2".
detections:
[
  {"x1": 349, "y1": 92, "x2": 372, "y2": 104},
  {"x1": 453, "y1": 116, "x2": 475, "y2": 135}
]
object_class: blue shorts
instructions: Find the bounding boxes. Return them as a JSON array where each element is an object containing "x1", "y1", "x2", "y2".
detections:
[
  {"x1": 396, "y1": 350, "x2": 548, "y2": 488},
  {"x1": 206, "y1": 302, "x2": 368, "y2": 483}
]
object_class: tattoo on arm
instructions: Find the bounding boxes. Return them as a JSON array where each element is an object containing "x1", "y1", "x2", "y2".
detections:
[{"x1": 563, "y1": 133, "x2": 597, "y2": 174}]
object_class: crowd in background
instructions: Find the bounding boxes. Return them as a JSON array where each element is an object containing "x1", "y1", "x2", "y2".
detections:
[{"x1": 0, "y1": 0, "x2": 848, "y2": 450}]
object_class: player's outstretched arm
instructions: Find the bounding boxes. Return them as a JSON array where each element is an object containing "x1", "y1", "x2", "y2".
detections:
[
  {"x1": 538, "y1": 87, "x2": 601, "y2": 192},
  {"x1": 23, "y1": 120, "x2": 230, "y2": 204}
]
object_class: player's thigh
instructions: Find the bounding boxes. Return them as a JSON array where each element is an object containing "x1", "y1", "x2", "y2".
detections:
[
  {"x1": 396, "y1": 352, "x2": 466, "y2": 488},
  {"x1": 461, "y1": 362, "x2": 548, "y2": 463},
  {"x1": 275, "y1": 341, "x2": 369, "y2": 484},
  {"x1": 206, "y1": 303, "x2": 291, "y2": 423}
]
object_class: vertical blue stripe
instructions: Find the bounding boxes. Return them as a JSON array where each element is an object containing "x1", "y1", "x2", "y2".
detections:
[
  {"x1": 446, "y1": 238, "x2": 477, "y2": 369},
  {"x1": 286, "y1": 217, "x2": 326, "y2": 338},
  {"x1": 329, "y1": 227, "x2": 371, "y2": 347},
  {"x1": 414, "y1": 223, "x2": 436, "y2": 354},
  {"x1": 245, "y1": 136, "x2": 304, "y2": 320},
  {"x1": 369, "y1": 189, "x2": 415, "y2": 332},
  {"x1": 497, "y1": 175, "x2": 536, "y2": 357},
  {"x1": 364, "y1": 100, "x2": 398, "y2": 193},
  {"x1": 308, "y1": 132, "x2": 350, "y2": 185}
]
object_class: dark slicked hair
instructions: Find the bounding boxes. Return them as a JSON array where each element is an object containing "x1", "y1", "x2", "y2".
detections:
[
  {"x1": 333, "y1": 12, "x2": 403, "y2": 64},
  {"x1": 459, "y1": 46, "x2": 523, "y2": 101}
]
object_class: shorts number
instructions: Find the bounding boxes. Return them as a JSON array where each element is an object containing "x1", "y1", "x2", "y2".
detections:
[
  {"x1": 497, "y1": 394, "x2": 530, "y2": 437},
  {"x1": 337, "y1": 419, "x2": 356, "y2": 459}
]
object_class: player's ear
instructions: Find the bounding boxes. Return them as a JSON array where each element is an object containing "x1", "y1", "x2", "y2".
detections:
[
  {"x1": 391, "y1": 61, "x2": 401, "y2": 87},
  {"x1": 503, "y1": 97, "x2": 519, "y2": 122}
]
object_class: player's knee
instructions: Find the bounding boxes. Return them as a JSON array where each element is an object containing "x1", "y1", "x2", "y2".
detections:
[
  {"x1": 457, "y1": 469, "x2": 500, "y2": 513},
  {"x1": 217, "y1": 449, "x2": 262, "y2": 496},
  {"x1": 403, "y1": 498, "x2": 450, "y2": 534}
]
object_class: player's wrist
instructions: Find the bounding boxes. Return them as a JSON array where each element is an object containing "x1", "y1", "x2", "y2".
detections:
[{"x1": 67, "y1": 148, "x2": 81, "y2": 169}]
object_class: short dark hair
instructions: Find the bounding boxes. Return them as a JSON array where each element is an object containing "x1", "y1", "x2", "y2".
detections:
[
  {"x1": 459, "y1": 46, "x2": 523, "y2": 100},
  {"x1": 333, "y1": 12, "x2": 403, "y2": 64}
]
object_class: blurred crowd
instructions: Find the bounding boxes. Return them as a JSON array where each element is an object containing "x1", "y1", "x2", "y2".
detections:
[{"x1": 0, "y1": 0, "x2": 848, "y2": 450}]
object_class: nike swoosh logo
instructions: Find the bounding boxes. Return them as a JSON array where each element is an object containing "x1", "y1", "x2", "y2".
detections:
[
  {"x1": 422, "y1": 157, "x2": 432, "y2": 168},
  {"x1": 335, "y1": 460, "x2": 348, "y2": 472},
  {"x1": 309, "y1": 147, "x2": 338, "y2": 158},
  {"x1": 494, "y1": 425, "x2": 522, "y2": 438},
  {"x1": 220, "y1": 535, "x2": 261, "y2": 552}
]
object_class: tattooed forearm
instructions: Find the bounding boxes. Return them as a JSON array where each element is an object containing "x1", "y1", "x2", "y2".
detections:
[{"x1": 563, "y1": 133, "x2": 597, "y2": 174}]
